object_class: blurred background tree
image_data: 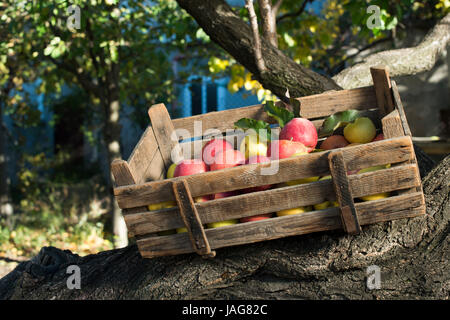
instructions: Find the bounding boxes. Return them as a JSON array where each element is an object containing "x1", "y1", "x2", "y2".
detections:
[{"x1": 0, "y1": 0, "x2": 448, "y2": 275}]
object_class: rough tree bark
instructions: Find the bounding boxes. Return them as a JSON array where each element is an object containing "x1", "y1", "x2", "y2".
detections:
[{"x1": 0, "y1": 151, "x2": 447, "y2": 299}]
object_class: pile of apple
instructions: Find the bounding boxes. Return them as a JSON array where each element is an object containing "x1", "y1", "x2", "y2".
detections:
[{"x1": 148, "y1": 105, "x2": 389, "y2": 236}]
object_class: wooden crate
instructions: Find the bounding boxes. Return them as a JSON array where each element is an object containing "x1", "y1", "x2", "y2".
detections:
[{"x1": 111, "y1": 67, "x2": 425, "y2": 259}]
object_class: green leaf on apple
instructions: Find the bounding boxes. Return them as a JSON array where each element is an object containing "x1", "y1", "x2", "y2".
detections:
[
  {"x1": 264, "y1": 100, "x2": 294, "y2": 128},
  {"x1": 234, "y1": 118, "x2": 272, "y2": 141},
  {"x1": 318, "y1": 109, "x2": 361, "y2": 138}
]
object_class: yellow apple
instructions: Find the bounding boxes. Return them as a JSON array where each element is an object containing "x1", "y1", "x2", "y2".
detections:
[
  {"x1": 239, "y1": 134, "x2": 267, "y2": 159},
  {"x1": 148, "y1": 200, "x2": 176, "y2": 211},
  {"x1": 207, "y1": 219, "x2": 238, "y2": 228},
  {"x1": 286, "y1": 175, "x2": 319, "y2": 186},
  {"x1": 166, "y1": 163, "x2": 177, "y2": 179},
  {"x1": 276, "y1": 206, "x2": 312, "y2": 217},
  {"x1": 176, "y1": 227, "x2": 188, "y2": 233},
  {"x1": 343, "y1": 117, "x2": 376, "y2": 144},
  {"x1": 313, "y1": 200, "x2": 339, "y2": 211}
]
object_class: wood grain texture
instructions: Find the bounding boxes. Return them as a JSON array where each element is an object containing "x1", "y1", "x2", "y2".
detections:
[
  {"x1": 114, "y1": 136, "x2": 415, "y2": 209},
  {"x1": 388, "y1": 81, "x2": 424, "y2": 198},
  {"x1": 328, "y1": 151, "x2": 361, "y2": 234},
  {"x1": 125, "y1": 163, "x2": 420, "y2": 236},
  {"x1": 148, "y1": 103, "x2": 183, "y2": 169},
  {"x1": 126, "y1": 126, "x2": 161, "y2": 184},
  {"x1": 382, "y1": 110, "x2": 404, "y2": 139},
  {"x1": 171, "y1": 86, "x2": 377, "y2": 139},
  {"x1": 391, "y1": 81, "x2": 412, "y2": 137},
  {"x1": 110, "y1": 160, "x2": 148, "y2": 237},
  {"x1": 370, "y1": 66, "x2": 395, "y2": 116},
  {"x1": 172, "y1": 180, "x2": 214, "y2": 257},
  {"x1": 136, "y1": 192, "x2": 425, "y2": 258}
]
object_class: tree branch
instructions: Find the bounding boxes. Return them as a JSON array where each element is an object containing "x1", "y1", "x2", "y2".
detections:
[
  {"x1": 276, "y1": 0, "x2": 311, "y2": 23},
  {"x1": 333, "y1": 13, "x2": 450, "y2": 89},
  {"x1": 272, "y1": 0, "x2": 283, "y2": 16},
  {"x1": 257, "y1": 0, "x2": 278, "y2": 47},
  {"x1": 246, "y1": 0, "x2": 266, "y2": 73},
  {"x1": 176, "y1": 0, "x2": 340, "y2": 99}
]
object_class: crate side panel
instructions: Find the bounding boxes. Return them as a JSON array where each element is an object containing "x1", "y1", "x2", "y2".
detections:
[
  {"x1": 172, "y1": 87, "x2": 377, "y2": 139},
  {"x1": 125, "y1": 163, "x2": 420, "y2": 236},
  {"x1": 115, "y1": 136, "x2": 415, "y2": 209},
  {"x1": 137, "y1": 192, "x2": 424, "y2": 258}
]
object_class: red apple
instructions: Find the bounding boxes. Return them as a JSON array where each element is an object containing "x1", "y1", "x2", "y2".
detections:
[
  {"x1": 279, "y1": 118, "x2": 318, "y2": 151},
  {"x1": 267, "y1": 139, "x2": 308, "y2": 160},
  {"x1": 210, "y1": 149, "x2": 245, "y2": 171},
  {"x1": 240, "y1": 213, "x2": 273, "y2": 223},
  {"x1": 320, "y1": 135, "x2": 349, "y2": 150},
  {"x1": 372, "y1": 133, "x2": 384, "y2": 142},
  {"x1": 213, "y1": 191, "x2": 236, "y2": 199},
  {"x1": 173, "y1": 159, "x2": 207, "y2": 177},
  {"x1": 202, "y1": 138, "x2": 234, "y2": 166}
]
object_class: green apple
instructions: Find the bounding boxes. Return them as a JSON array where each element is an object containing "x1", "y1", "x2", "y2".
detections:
[
  {"x1": 343, "y1": 117, "x2": 376, "y2": 144},
  {"x1": 276, "y1": 206, "x2": 312, "y2": 217},
  {"x1": 239, "y1": 134, "x2": 267, "y2": 159},
  {"x1": 207, "y1": 219, "x2": 238, "y2": 228}
]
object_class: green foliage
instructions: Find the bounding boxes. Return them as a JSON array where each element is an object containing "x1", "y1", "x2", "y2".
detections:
[
  {"x1": 207, "y1": 0, "x2": 446, "y2": 98},
  {"x1": 234, "y1": 118, "x2": 272, "y2": 141},
  {"x1": 318, "y1": 109, "x2": 361, "y2": 138},
  {"x1": 263, "y1": 101, "x2": 294, "y2": 128}
]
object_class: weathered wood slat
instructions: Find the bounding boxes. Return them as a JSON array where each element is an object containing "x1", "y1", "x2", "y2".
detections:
[
  {"x1": 172, "y1": 180, "x2": 215, "y2": 258},
  {"x1": 391, "y1": 81, "x2": 412, "y2": 137},
  {"x1": 171, "y1": 86, "x2": 377, "y2": 138},
  {"x1": 148, "y1": 104, "x2": 183, "y2": 169},
  {"x1": 328, "y1": 151, "x2": 361, "y2": 234},
  {"x1": 136, "y1": 192, "x2": 425, "y2": 258},
  {"x1": 370, "y1": 66, "x2": 395, "y2": 116},
  {"x1": 127, "y1": 126, "x2": 164, "y2": 184},
  {"x1": 382, "y1": 109, "x2": 404, "y2": 139},
  {"x1": 125, "y1": 163, "x2": 420, "y2": 235},
  {"x1": 110, "y1": 160, "x2": 149, "y2": 237},
  {"x1": 114, "y1": 136, "x2": 414, "y2": 209},
  {"x1": 388, "y1": 81, "x2": 424, "y2": 199}
]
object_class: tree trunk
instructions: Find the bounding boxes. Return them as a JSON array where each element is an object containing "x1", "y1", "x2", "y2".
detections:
[
  {"x1": 0, "y1": 93, "x2": 14, "y2": 221},
  {"x1": 176, "y1": 0, "x2": 341, "y2": 100},
  {"x1": 0, "y1": 151, "x2": 448, "y2": 300},
  {"x1": 102, "y1": 64, "x2": 128, "y2": 249}
]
